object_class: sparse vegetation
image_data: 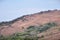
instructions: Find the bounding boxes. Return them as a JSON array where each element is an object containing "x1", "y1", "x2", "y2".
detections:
[
  {"x1": 0, "y1": 22, "x2": 57, "y2": 40},
  {"x1": 0, "y1": 21, "x2": 11, "y2": 26},
  {"x1": 0, "y1": 15, "x2": 28, "y2": 27},
  {"x1": 26, "y1": 22, "x2": 57, "y2": 33},
  {"x1": 0, "y1": 32, "x2": 38, "y2": 40}
]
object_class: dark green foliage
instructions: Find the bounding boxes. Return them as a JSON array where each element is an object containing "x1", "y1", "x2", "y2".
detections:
[
  {"x1": 27, "y1": 26, "x2": 35, "y2": 29},
  {"x1": 39, "y1": 22, "x2": 56, "y2": 32},
  {"x1": 27, "y1": 22, "x2": 57, "y2": 33},
  {"x1": 0, "y1": 33, "x2": 38, "y2": 40},
  {"x1": 0, "y1": 22, "x2": 57, "y2": 40},
  {"x1": 27, "y1": 26, "x2": 36, "y2": 32},
  {"x1": 0, "y1": 35, "x2": 6, "y2": 40},
  {"x1": 0, "y1": 21, "x2": 11, "y2": 26}
]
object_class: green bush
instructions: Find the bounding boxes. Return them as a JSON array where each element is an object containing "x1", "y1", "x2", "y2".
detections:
[
  {"x1": 38, "y1": 22, "x2": 57, "y2": 32},
  {"x1": 0, "y1": 22, "x2": 57, "y2": 40},
  {"x1": 27, "y1": 22, "x2": 57, "y2": 33}
]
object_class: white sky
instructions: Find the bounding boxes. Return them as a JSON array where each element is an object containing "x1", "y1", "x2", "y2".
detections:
[{"x1": 0, "y1": 0, "x2": 60, "y2": 22}]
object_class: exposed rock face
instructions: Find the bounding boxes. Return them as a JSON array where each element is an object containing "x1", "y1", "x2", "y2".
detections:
[{"x1": 0, "y1": 9, "x2": 60, "y2": 40}]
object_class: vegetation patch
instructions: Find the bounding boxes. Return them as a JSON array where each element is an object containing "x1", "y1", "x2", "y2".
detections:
[{"x1": 0, "y1": 22, "x2": 57, "y2": 40}]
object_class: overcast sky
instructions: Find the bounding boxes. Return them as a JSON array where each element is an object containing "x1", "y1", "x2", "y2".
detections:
[{"x1": 0, "y1": 0, "x2": 60, "y2": 22}]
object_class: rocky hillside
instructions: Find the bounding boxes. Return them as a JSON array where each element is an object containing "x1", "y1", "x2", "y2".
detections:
[{"x1": 0, "y1": 9, "x2": 60, "y2": 40}]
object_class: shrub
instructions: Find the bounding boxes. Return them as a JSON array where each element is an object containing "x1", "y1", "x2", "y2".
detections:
[{"x1": 0, "y1": 22, "x2": 57, "y2": 40}]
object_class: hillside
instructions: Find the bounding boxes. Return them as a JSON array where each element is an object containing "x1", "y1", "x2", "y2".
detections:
[{"x1": 0, "y1": 9, "x2": 60, "y2": 40}]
